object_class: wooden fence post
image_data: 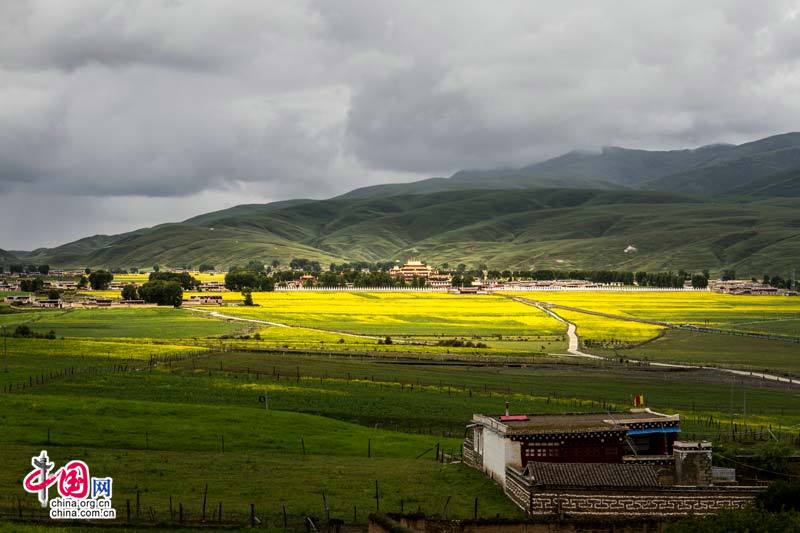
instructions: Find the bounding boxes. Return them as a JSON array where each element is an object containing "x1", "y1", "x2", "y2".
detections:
[{"x1": 202, "y1": 483, "x2": 208, "y2": 521}]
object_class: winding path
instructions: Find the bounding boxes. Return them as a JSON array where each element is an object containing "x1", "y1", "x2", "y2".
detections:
[
  {"x1": 512, "y1": 297, "x2": 799, "y2": 387},
  {"x1": 533, "y1": 303, "x2": 603, "y2": 359},
  {"x1": 186, "y1": 307, "x2": 381, "y2": 340}
]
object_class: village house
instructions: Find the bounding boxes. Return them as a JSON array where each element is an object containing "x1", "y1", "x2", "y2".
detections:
[
  {"x1": 117, "y1": 299, "x2": 146, "y2": 306},
  {"x1": 50, "y1": 280, "x2": 79, "y2": 290},
  {"x1": 34, "y1": 299, "x2": 63, "y2": 309},
  {"x1": 464, "y1": 407, "x2": 762, "y2": 517},
  {"x1": 188, "y1": 294, "x2": 224, "y2": 305},
  {"x1": 198, "y1": 281, "x2": 227, "y2": 292},
  {"x1": 4, "y1": 295, "x2": 32, "y2": 304},
  {"x1": 87, "y1": 297, "x2": 113, "y2": 307}
]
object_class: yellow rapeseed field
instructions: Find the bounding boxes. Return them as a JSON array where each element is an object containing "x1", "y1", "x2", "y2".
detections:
[
  {"x1": 208, "y1": 292, "x2": 565, "y2": 336},
  {"x1": 504, "y1": 291, "x2": 800, "y2": 328}
]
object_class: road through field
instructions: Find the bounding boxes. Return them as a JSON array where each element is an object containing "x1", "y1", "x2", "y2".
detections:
[
  {"x1": 186, "y1": 307, "x2": 381, "y2": 340},
  {"x1": 511, "y1": 297, "x2": 800, "y2": 387},
  {"x1": 532, "y1": 304, "x2": 603, "y2": 360}
]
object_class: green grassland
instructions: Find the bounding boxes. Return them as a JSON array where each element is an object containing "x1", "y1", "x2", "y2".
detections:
[
  {"x1": 3, "y1": 308, "x2": 248, "y2": 339},
  {"x1": 0, "y1": 337, "x2": 203, "y2": 389},
  {"x1": 595, "y1": 329, "x2": 800, "y2": 375},
  {"x1": 2, "y1": 292, "x2": 800, "y2": 529}
]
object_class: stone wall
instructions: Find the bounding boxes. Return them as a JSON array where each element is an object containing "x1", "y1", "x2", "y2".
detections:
[
  {"x1": 463, "y1": 437, "x2": 481, "y2": 469},
  {"x1": 527, "y1": 489, "x2": 758, "y2": 516},
  {"x1": 504, "y1": 467, "x2": 532, "y2": 514},
  {"x1": 503, "y1": 466, "x2": 760, "y2": 518}
]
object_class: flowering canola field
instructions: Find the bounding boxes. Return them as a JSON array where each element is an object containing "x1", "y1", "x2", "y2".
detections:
[
  {"x1": 504, "y1": 291, "x2": 800, "y2": 342},
  {"x1": 211, "y1": 292, "x2": 565, "y2": 337}
]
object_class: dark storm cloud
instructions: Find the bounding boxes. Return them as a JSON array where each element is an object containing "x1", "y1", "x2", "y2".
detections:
[{"x1": 1, "y1": 1, "x2": 800, "y2": 248}]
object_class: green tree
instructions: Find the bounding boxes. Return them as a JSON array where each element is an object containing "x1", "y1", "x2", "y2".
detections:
[
  {"x1": 88, "y1": 270, "x2": 114, "y2": 290},
  {"x1": 20, "y1": 277, "x2": 44, "y2": 292},
  {"x1": 691, "y1": 274, "x2": 708, "y2": 289},
  {"x1": 77, "y1": 275, "x2": 88, "y2": 289},
  {"x1": 246, "y1": 260, "x2": 266, "y2": 273},
  {"x1": 242, "y1": 290, "x2": 254, "y2": 306},
  {"x1": 38, "y1": 264, "x2": 50, "y2": 275},
  {"x1": 152, "y1": 264, "x2": 160, "y2": 272},
  {"x1": 47, "y1": 289, "x2": 60, "y2": 300},
  {"x1": 139, "y1": 280, "x2": 183, "y2": 307},
  {"x1": 121, "y1": 284, "x2": 139, "y2": 300},
  {"x1": 198, "y1": 263, "x2": 215, "y2": 272},
  {"x1": 149, "y1": 272, "x2": 199, "y2": 290}
]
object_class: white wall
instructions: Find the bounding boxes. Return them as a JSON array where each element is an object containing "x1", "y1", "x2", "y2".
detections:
[{"x1": 482, "y1": 428, "x2": 519, "y2": 487}]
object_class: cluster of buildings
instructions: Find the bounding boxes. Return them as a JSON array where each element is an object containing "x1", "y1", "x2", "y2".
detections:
[
  {"x1": 708, "y1": 280, "x2": 782, "y2": 295},
  {"x1": 388, "y1": 260, "x2": 453, "y2": 288},
  {"x1": 464, "y1": 407, "x2": 762, "y2": 518},
  {"x1": 3, "y1": 295, "x2": 65, "y2": 308}
]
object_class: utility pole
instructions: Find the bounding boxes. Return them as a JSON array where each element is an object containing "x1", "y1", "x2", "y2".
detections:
[{"x1": 3, "y1": 325, "x2": 7, "y2": 373}]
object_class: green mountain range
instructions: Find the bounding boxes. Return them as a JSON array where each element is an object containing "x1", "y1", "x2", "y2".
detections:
[
  {"x1": 8, "y1": 133, "x2": 800, "y2": 275},
  {"x1": 0, "y1": 249, "x2": 18, "y2": 264}
]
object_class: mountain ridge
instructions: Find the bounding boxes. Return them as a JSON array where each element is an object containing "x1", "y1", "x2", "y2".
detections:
[{"x1": 6, "y1": 132, "x2": 800, "y2": 275}]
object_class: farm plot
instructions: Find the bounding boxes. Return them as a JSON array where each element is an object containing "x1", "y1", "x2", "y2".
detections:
[
  {"x1": 555, "y1": 309, "x2": 665, "y2": 345},
  {"x1": 207, "y1": 292, "x2": 565, "y2": 337},
  {"x1": 5, "y1": 307, "x2": 248, "y2": 339},
  {"x1": 0, "y1": 337, "x2": 203, "y2": 389},
  {"x1": 594, "y1": 329, "x2": 800, "y2": 376},
  {"x1": 506, "y1": 291, "x2": 800, "y2": 335},
  {"x1": 209, "y1": 325, "x2": 567, "y2": 361}
]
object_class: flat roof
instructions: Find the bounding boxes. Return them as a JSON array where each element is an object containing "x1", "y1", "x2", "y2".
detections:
[{"x1": 472, "y1": 409, "x2": 679, "y2": 435}]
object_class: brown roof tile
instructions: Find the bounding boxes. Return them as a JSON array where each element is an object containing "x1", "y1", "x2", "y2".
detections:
[{"x1": 523, "y1": 462, "x2": 660, "y2": 488}]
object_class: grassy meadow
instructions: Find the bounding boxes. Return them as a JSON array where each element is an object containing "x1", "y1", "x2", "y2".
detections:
[
  {"x1": 2, "y1": 307, "x2": 247, "y2": 339},
  {"x1": 2, "y1": 289, "x2": 799, "y2": 529}
]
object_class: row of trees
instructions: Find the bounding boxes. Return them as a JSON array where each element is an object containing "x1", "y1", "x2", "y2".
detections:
[
  {"x1": 758, "y1": 274, "x2": 796, "y2": 289},
  {"x1": 5, "y1": 264, "x2": 51, "y2": 275},
  {"x1": 224, "y1": 268, "x2": 275, "y2": 291}
]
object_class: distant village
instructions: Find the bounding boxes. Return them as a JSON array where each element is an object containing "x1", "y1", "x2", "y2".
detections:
[{"x1": 0, "y1": 258, "x2": 797, "y2": 310}]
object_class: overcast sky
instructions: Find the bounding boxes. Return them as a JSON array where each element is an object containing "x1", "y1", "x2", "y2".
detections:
[{"x1": 2, "y1": 1, "x2": 800, "y2": 249}]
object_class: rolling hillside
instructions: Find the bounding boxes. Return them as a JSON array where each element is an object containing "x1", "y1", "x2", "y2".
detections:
[
  {"x1": 0, "y1": 249, "x2": 17, "y2": 264},
  {"x1": 8, "y1": 132, "x2": 800, "y2": 275},
  {"x1": 13, "y1": 189, "x2": 800, "y2": 275}
]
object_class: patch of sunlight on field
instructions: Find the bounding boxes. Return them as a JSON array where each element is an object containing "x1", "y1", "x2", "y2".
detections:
[
  {"x1": 503, "y1": 291, "x2": 800, "y2": 332},
  {"x1": 10, "y1": 307, "x2": 246, "y2": 338},
  {"x1": 203, "y1": 292, "x2": 565, "y2": 336},
  {"x1": 557, "y1": 310, "x2": 664, "y2": 344},
  {"x1": 0, "y1": 337, "x2": 204, "y2": 387},
  {"x1": 113, "y1": 272, "x2": 226, "y2": 283}
]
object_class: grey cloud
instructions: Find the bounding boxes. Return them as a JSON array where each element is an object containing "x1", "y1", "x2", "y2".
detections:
[{"x1": 0, "y1": 0, "x2": 799, "y2": 243}]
